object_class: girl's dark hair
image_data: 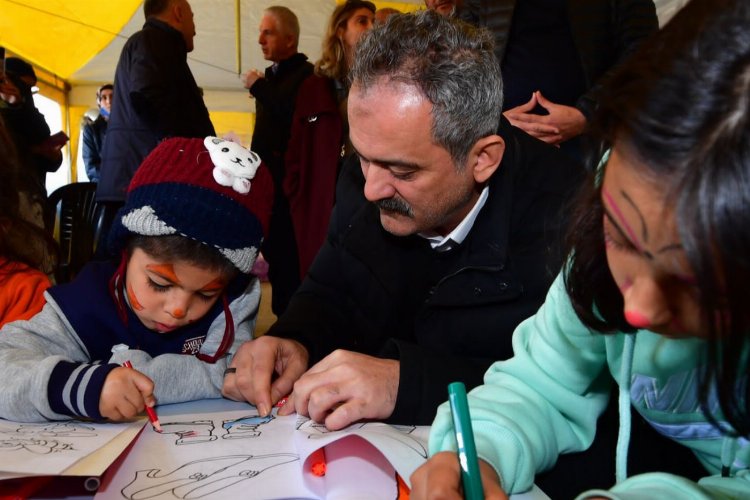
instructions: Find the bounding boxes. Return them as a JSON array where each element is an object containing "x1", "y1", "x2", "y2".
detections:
[
  {"x1": 565, "y1": 0, "x2": 750, "y2": 436},
  {"x1": 127, "y1": 235, "x2": 238, "y2": 281}
]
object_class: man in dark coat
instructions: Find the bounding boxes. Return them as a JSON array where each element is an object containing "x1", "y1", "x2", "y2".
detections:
[
  {"x1": 241, "y1": 6, "x2": 314, "y2": 316},
  {"x1": 81, "y1": 84, "x2": 113, "y2": 182},
  {"x1": 95, "y1": 0, "x2": 214, "y2": 215},
  {"x1": 224, "y1": 12, "x2": 583, "y2": 426}
]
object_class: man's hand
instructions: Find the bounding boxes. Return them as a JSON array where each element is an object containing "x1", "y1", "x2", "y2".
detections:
[
  {"x1": 222, "y1": 336, "x2": 309, "y2": 416},
  {"x1": 240, "y1": 69, "x2": 264, "y2": 90},
  {"x1": 410, "y1": 452, "x2": 508, "y2": 500},
  {"x1": 278, "y1": 350, "x2": 399, "y2": 431},
  {"x1": 504, "y1": 91, "x2": 586, "y2": 145},
  {"x1": 100, "y1": 366, "x2": 156, "y2": 421}
]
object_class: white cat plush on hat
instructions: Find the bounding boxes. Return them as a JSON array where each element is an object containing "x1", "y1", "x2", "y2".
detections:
[{"x1": 204, "y1": 136, "x2": 261, "y2": 194}]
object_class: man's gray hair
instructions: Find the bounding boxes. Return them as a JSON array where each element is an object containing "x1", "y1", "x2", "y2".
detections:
[
  {"x1": 265, "y1": 6, "x2": 301, "y2": 46},
  {"x1": 349, "y1": 10, "x2": 503, "y2": 168}
]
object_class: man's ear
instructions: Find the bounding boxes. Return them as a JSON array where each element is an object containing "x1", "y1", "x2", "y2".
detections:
[
  {"x1": 468, "y1": 134, "x2": 504, "y2": 184},
  {"x1": 285, "y1": 34, "x2": 297, "y2": 51},
  {"x1": 172, "y1": 0, "x2": 186, "y2": 24}
]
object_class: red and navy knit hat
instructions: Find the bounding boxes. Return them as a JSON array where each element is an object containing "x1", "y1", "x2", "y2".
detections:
[{"x1": 109, "y1": 136, "x2": 274, "y2": 273}]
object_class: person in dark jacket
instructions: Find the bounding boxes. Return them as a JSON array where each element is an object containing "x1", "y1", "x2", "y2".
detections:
[
  {"x1": 224, "y1": 11, "x2": 582, "y2": 427},
  {"x1": 0, "y1": 58, "x2": 63, "y2": 199},
  {"x1": 459, "y1": 0, "x2": 659, "y2": 157},
  {"x1": 241, "y1": 6, "x2": 314, "y2": 316},
  {"x1": 81, "y1": 84, "x2": 113, "y2": 182},
  {"x1": 95, "y1": 0, "x2": 215, "y2": 248}
]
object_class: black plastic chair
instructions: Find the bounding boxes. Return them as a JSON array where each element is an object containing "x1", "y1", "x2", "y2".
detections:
[{"x1": 45, "y1": 182, "x2": 102, "y2": 283}]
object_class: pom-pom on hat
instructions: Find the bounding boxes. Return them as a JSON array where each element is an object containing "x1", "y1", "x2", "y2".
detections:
[{"x1": 108, "y1": 137, "x2": 274, "y2": 273}]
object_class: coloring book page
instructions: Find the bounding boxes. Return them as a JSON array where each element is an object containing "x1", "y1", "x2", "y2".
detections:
[
  {"x1": 94, "y1": 400, "x2": 429, "y2": 500},
  {"x1": 0, "y1": 418, "x2": 146, "y2": 477}
]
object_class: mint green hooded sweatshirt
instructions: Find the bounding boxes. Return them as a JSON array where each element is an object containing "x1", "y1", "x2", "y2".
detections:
[{"x1": 429, "y1": 274, "x2": 749, "y2": 499}]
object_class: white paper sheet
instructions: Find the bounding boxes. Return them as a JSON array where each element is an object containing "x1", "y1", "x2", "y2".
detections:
[
  {"x1": 0, "y1": 418, "x2": 146, "y2": 477},
  {"x1": 95, "y1": 402, "x2": 429, "y2": 500}
]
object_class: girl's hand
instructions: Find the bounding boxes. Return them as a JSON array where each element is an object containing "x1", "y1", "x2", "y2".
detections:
[
  {"x1": 410, "y1": 451, "x2": 508, "y2": 500},
  {"x1": 99, "y1": 366, "x2": 156, "y2": 421}
]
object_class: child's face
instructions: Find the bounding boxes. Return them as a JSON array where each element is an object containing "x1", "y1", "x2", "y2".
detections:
[
  {"x1": 125, "y1": 248, "x2": 228, "y2": 333},
  {"x1": 601, "y1": 146, "x2": 704, "y2": 338}
]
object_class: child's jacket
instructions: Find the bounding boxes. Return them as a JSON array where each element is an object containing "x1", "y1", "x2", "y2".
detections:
[
  {"x1": 429, "y1": 273, "x2": 749, "y2": 499},
  {"x1": 0, "y1": 261, "x2": 259, "y2": 422}
]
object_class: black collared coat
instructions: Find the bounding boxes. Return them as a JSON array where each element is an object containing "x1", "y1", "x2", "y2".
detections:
[
  {"x1": 96, "y1": 18, "x2": 214, "y2": 202},
  {"x1": 268, "y1": 118, "x2": 584, "y2": 424}
]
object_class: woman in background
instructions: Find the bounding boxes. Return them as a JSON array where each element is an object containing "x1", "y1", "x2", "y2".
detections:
[{"x1": 283, "y1": 0, "x2": 375, "y2": 280}]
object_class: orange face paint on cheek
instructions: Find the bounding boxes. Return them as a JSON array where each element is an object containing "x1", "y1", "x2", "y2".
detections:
[
  {"x1": 146, "y1": 264, "x2": 182, "y2": 285},
  {"x1": 172, "y1": 308, "x2": 186, "y2": 319},
  {"x1": 126, "y1": 282, "x2": 145, "y2": 311}
]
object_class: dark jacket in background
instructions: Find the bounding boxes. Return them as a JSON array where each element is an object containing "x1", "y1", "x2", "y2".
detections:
[
  {"x1": 249, "y1": 53, "x2": 314, "y2": 185},
  {"x1": 248, "y1": 52, "x2": 314, "y2": 316},
  {"x1": 460, "y1": 0, "x2": 659, "y2": 119},
  {"x1": 81, "y1": 115, "x2": 107, "y2": 182},
  {"x1": 1, "y1": 73, "x2": 61, "y2": 197},
  {"x1": 267, "y1": 118, "x2": 584, "y2": 424},
  {"x1": 96, "y1": 18, "x2": 214, "y2": 202}
]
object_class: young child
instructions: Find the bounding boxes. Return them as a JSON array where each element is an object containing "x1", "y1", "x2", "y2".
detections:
[
  {"x1": 0, "y1": 118, "x2": 54, "y2": 328},
  {"x1": 0, "y1": 136, "x2": 273, "y2": 423},
  {"x1": 412, "y1": 0, "x2": 750, "y2": 498}
]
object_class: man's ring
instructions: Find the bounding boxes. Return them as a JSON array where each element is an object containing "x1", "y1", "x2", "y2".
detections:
[{"x1": 224, "y1": 367, "x2": 237, "y2": 376}]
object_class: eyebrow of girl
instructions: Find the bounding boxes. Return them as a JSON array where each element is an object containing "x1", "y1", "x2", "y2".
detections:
[
  {"x1": 601, "y1": 189, "x2": 645, "y2": 254},
  {"x1": 603, "y1": 208, "x2": 684, "y2": 261},
  {"x1": 146, "y1": 264, "x2": 182, "y2": 285},
  {"x1": 621, "y1": 190, "x2": 649, "y2": 243}
]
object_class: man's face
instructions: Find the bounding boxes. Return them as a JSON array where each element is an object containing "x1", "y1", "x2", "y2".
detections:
[
  {"x1": 98, "y1": 88, "x2": 113, "y2": 115},
  {"x1": 425, "y1": 0, "x2": 457, "y2": 17},
  {"x1": 258, "y1": 14, "x2": 294, "y2": 62},
  {"x1": 348, "y1": 80, "x2": 479, "y2": 237}
]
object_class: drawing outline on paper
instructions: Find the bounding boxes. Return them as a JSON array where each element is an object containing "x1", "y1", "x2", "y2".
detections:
[
  {"x1": 0, "y1": 422, "x2": 101, "y2": 455},
  {"x1": 221, "y1": 414, "x2": 274, "y2": 439},
  {"x1": 159, "y1": 420, "x2": 218, "y2": 445},
  {"x1": 0, "y1": 436, "x2": 75, "y2": 454},
  {"x1": 158, "y1": 413, "x2": 275, "y2": 446},
  {"x1": 15, "y1": 422, "x2": 98, "y2": 438},
  {"x1": 120, "y1": 453, "x2": 299, "y2": 499}
]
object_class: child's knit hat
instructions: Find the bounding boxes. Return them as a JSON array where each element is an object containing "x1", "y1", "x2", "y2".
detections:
[{"x1": 109, "y1": 136, "x2": 273, "y2": 273}]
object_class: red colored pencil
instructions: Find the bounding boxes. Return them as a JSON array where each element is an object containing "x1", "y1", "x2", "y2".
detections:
[{"x1": 122, "y1": 360, "x2": 162, "y2": 432}]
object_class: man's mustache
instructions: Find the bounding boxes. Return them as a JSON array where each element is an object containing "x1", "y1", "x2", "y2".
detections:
[{"x1": 375, "y1": 197, "x2": 414, "y2": 217}]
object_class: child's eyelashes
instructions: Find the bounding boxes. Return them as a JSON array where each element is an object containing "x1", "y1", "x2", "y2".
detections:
[
  {"x1": 147, "y1": 279, "x2": 170, "y2": 292},
  {"x1": 146, "y1": 278, "x2": 220, "y2": 302},
  {"x1": 603, "y1": 228, "x2": 636, "y2": 254},
  {"x1": 196, "y1": 293, "x2": 215, "y2": 303}
]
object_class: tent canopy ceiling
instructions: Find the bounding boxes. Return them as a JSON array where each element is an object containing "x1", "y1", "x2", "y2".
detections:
[
  {"x1": 3, "y1": 0, "x2": 686, "y2": 99},
  {"x1": 1, "y1": 0, "x2": 688, "y2": 183},
  {"x1": 1, "y1": 0, "x2": 424, "y2": 100}
]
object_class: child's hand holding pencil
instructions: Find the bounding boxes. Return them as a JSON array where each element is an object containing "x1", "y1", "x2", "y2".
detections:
[{"x1": 100, "y1": 363, "x2": 158, "y2": 428}]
